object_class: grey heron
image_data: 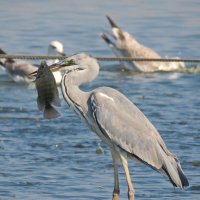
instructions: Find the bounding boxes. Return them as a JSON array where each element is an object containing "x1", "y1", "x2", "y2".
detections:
[
  {"x1": 0, "y1": 40, "x2": 65, "y2": 84},
  {"x1": 100, "y1": 16, "x2": 185, "y2": 72},
  {"x1": 46, "y1": 53, "x2": 189, "y2": 200}
]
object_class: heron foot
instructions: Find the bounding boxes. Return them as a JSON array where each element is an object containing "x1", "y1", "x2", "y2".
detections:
[
  {"x1": 128, "y1": 190, "x2": 134, "y2": 200},
  {"x1": 112, "y1": 188, "x2": 120, "y2": 200},
  {"x1": 112, "y1": 193, "x2": 119, "y2": 200}
]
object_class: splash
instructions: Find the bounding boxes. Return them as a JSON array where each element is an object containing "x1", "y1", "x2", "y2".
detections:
[{"x1": 179, "y1": 64, "x2": 200, "y2": 74}]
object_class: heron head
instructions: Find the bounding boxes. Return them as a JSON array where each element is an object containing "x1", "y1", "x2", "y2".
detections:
[
  {"x1": 52, "y1": 53, "x2": 99, "y2": 72},
  {"x1": 48, "y1": 40, "x2": 65, "y2": 56},
  {"x1": 29, "y1": 53, "x2": 99, "y2": 84},
  {"x1": 53, "y1": 53, "x2": 99, "y2": 84}
]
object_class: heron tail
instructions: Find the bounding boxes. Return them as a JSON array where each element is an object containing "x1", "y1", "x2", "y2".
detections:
[
  {"x1": 161, "y1": 155, "x2": 189, "y2": 188},
  {"x1": 44, "y1": 104, "x2": 60, "y2": 119},
  {"x1": 177, "y1": 163, "x2": 189, "y2": 188}
]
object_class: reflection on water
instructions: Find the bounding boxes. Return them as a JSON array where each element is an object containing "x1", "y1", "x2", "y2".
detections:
[
  {"x1": 0, "y1": 0, "x2": 199, "y2": 200},
  {"x1": 189, "y1": 162, "x2": 200, "y2": 167},
  {"x1": 177, "y1": 64, "x2": 200, "y2": 74},
  {"x1": 190, "y1": 185, "x2": 200, "y2": 191}
]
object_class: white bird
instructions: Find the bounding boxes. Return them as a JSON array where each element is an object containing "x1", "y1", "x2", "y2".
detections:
[
  {"x1": 100, "y1": 16, "x2": 185, "y2": 72},
  {"x1": 46, "y1": 53, "x2": 189, "y2": 200},
  {"x1": 0, "y1": 40, "x2": 65, "y2": 84}
]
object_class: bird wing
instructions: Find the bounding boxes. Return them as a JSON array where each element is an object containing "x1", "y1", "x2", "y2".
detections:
[
  {"x1": 89, "y1": 87, "x2": 174, "y2": 169},
  {"x1": 105, "y1": 16, "x2": 165, "y2": 72},
  {"x1": 100, "y1": 32, "x2": 129, "y2": 58},
  {"x1": 100, "y1": 32, "x2": 135, "y2": 69},
  {"x1": 106, "y1": 16, "x2": 161, "y2": 59},
  {"x1": 12, "y1": 61, "x2": 38, "y2": 75},
  {"x1": 2, "y1": 59, "x2": 37, "y2": 77}
]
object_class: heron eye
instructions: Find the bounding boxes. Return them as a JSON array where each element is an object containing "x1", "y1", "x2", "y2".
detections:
[
  {"x1": 66, "y1": 67, "x2": 84, "y2": 74},
  {"x1": 77, "y1": 67, "x2": 84, "y2": 71},
  {"x1": 73, "y1": 67, "x2": 83, "y2": 72}
]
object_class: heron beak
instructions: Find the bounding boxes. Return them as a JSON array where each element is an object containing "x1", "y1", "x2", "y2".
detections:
[
  {"x1": 49, "y1": 59, "x2": 77, "y2": 71},
  {"x1": 29, "y1": 70, "x2": 38, "y2": 78},
  {"x1": 29, "y1": 59, "x2": 76, "y2": 78}
]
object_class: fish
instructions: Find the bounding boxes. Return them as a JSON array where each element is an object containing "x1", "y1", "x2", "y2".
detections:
[{"x1": 35, "y1": 61, "x2": 61, "y2": 119}]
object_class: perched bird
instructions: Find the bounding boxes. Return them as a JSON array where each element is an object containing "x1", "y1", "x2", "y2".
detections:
[
  {"x1": 0, "y1": 41, "x2": 65, "y2": 84},
  {"x1": 100, "y1": 16, "x2": 185, "y2": 72},
  {"x1": 35, "y1": 61, "x2": 61, "y2": 119},
  {"x1": 45, "y1": 53, "x2": 188, "y2": 200}
]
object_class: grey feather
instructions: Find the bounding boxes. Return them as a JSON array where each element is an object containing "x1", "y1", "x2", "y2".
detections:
[{"x1": 89, "y1": 87, "x2": 188, "y2": 188}]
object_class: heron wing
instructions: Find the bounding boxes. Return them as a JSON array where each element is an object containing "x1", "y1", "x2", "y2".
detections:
[{"x1": 90, "y1": 87, "x2": 175, "y2": 169}]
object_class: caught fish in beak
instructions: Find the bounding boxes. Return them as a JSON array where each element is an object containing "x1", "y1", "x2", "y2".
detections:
[
  {"x1": 29, "y1": 58, "x2": 76, "y2": 77},
  {"x1": 35, "y1": 61, "x2": 61, "y2": 119},
  {"x1": 29, "y1": 58, "x2": 76, "y2": 119},
  {"x1": 48, "y1": 58, "x2": 77, "y2": 71}
]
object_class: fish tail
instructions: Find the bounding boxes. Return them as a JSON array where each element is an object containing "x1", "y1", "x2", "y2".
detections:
[{"x1": 44, "y1": 104, "x2": 60, "y2": 119}]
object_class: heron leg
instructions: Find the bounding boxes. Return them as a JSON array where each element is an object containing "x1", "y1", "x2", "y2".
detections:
[
  {"x1": 120, "y1": 153, "x2": 135, "y2": 200},
  {"x1": 111, "y1": 151, "x2": 120, "y2": 200}
]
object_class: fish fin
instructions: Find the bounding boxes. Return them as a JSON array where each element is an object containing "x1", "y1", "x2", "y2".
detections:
[
  {"x1": 37, "y1": 96, "x2": 45, "y2": 111},
  {"x1": 44, "y1": 104, "x2": 60, "y2": 119},
  {"x1": 51, "y1": 78, "x2": 61, "y2": 107},
  {"x1": 52, "y1": 94, "x2": 61, "y2": 107},
  {"x1": 45, "y1": 64, "x2": 61, "y2": 107}
]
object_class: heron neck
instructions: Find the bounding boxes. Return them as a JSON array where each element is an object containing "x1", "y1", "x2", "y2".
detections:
[
  {"x1": 61, "y1": 73, "x2": 92, "y2": 112},
  {"x1": 65, "y1": 84, "x2": 89, "y2": 107}
]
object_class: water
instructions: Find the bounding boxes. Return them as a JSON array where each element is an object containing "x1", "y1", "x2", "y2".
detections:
[{"x1": 0, "y1": 0, "x2": 199, "y2": 199}]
